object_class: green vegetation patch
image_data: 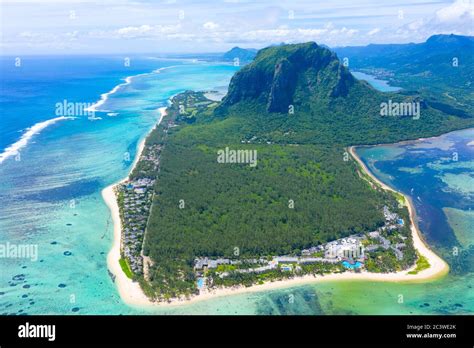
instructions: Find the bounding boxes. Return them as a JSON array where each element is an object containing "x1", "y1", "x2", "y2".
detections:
[
  {"x1": 408, "y1": 253, "x2": 430, "y2": 275},
  {"x1": 119, "y1": 258, "x2": 134, "y2": 279}
]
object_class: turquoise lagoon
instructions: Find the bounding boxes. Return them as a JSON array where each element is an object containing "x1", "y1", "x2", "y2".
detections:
[{"x1": 0, "y1": 56, "x2": 472, "y2": 315}]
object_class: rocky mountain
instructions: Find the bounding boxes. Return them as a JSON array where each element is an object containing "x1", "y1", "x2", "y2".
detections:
[
  {"x1": 221, "y1": 42, "x2": 355, "y2": 113},
  {"x1": 214, "y1": 41, "x2": 473, "y2": 146}
]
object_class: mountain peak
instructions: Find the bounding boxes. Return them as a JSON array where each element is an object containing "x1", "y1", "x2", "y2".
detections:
[
  {"x1": 221, "y1": 42, "x2": 354, "y2": 113},
  {"x1": 426, "y1": 34, "x2": 474, "y2": 46},
  {"x1": 222, "y1": 47, "x2": 257, "y2": 62}
]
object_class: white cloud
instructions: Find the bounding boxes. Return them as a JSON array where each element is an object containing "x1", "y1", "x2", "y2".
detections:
[
  {"x1": 398, "y1": 0, "x2": 474, "y2": 39},
  {"x1": 11, "y1": 30, "x2": 85, "y2": 51},
  {"x1": 367, "y1": 28, "x2": 380, "y2": 36},
  {"x1": 85, "y1": 21, "x2": 359, "y2": 46},
  {"x1": 18, "y1": 30, "x2": 79, "y2": 42},
  {"x1": 298, "y1": 28, "x2": 328, "y2": 36},
  {"x1": 436, "y1": 0, "x2": 473, "y2": 23},
  {"x1": 117, "y1": 24, "x2": 153, "y2": 37},
  {"x1": 203, "y1": 21, "x2": 219, "y2": 30},
  {"x1": 90, "y1": 24, "x2": 181, "y2": 39},
  {"x1": 3, "y1": 0, "x2": 472, "y2": 54},
  {"x1": 228, "y1": 25, "x2": 359, "y2": 45}
]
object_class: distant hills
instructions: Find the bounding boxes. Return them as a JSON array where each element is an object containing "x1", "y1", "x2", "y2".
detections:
[
  {"x1": 334, "y1": 34, "x2": 474, "y2": 113},
  {"x1": 221, "y1": 46, "x2": 257, "y2": 63},
  {"x1": 334, "y1": 34, "x2": 473, "y2": 67}
]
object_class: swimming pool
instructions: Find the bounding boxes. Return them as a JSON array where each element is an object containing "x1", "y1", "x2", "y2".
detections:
[{"x1": 342, "y1": 261, "x2": 363, "y2": 269}]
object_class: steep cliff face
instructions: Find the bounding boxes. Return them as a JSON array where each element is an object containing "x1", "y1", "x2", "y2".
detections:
[
  {"x1": 220, "y1": 42, "x2": 355, "y2": 113},
  {"x1": 267, "y1": 58, "x2": 297, "y2": 113}
]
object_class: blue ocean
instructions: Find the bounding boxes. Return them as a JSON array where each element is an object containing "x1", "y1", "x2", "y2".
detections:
[
  {"x1": 0, "y1": 59, "x2": 472, "y2": 315},
  {"x1": 0, "y1": 56, "x2": 238, "y2": 314}
]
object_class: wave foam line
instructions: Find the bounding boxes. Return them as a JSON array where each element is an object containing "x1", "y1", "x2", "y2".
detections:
[
  {"x1": 86, "y1": 65, "x2": 179, "y2": 113},
  {"x1": 0, "y1": 116, "x2": 75, "y2": 164}
]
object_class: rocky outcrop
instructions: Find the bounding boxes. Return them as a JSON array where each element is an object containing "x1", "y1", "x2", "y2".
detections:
[{"x1": 220, "y1": 42, "x2": 355, "y2": 113}]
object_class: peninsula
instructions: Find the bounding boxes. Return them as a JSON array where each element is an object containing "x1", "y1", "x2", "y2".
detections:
[{"x1": 103, "y1": 40, "x2": 472, "y2": 307}]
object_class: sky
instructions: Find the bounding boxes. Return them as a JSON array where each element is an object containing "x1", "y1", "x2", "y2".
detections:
[{"x1": 0, "y1": 0, "x2": 473, "y2": 55}]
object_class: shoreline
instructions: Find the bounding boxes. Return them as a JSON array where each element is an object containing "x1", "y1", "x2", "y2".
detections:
[
  {"x1": 102, "y1": 110, "x2": 450, "y2": 309},
  {"x1": 102, "y1": 107, "x2": 170, "y2": 307},
  {"x1": 348, "y1": 146, "x2": 449, "y2": 278},
  {"x1": 352, "y1": 127, "x2": 474, "y2": 150}
]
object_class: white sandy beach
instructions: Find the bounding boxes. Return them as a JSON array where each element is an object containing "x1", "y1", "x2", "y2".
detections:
[
  {"x1": 101, "y1": 116, "x2": 449, "y2": 309},
  {"x1": 102, "y1": 138, "x2": 150, "y2": 306},
  {"x1": 348, "y1": 146, "x2": 449, "y2": 279},
  {"x1": 102, "y1": 107, "x2": 170, "y2": 307}
]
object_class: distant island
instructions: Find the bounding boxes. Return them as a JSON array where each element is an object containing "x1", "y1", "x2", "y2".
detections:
[
  {"x1": 103, "y1": 36, "x2": 472, "y2": 305},
  {"x1": 221, "y1": 46, "x2": 258, "y2": 64}
]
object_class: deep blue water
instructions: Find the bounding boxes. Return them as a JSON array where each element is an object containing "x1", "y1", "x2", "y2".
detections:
[{"x1": 0, "y1": 55, "x2": 179, "y2": 151}]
